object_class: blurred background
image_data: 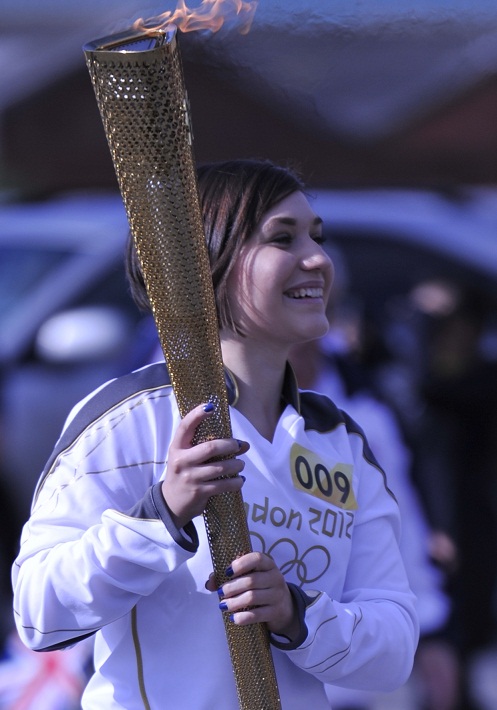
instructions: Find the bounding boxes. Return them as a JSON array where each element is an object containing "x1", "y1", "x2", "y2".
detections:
[
  {"x1": 4, "y1": 0, "x2": 497, "y2": 194},
  {"x1": 2, "y1": 1, "x2": 497, "y2": 708}
]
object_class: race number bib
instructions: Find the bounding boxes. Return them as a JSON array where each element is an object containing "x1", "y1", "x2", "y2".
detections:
[{"x1": 290, "y1": 443, "x2": 358, "y2": 510}]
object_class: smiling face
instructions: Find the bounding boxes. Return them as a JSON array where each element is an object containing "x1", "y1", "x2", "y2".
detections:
[{"x1": 224, "y1": 191, "x2": 334, "y2": 355}]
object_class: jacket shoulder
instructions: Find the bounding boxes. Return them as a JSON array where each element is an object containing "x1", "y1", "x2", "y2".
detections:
[{"x1": 38, "y1": 363, "x2": 171, "y2": 482}]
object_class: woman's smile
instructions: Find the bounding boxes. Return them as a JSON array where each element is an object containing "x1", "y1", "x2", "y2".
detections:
[{"x1": 284, "y1": 284, "x2": 326, "y2": 301}]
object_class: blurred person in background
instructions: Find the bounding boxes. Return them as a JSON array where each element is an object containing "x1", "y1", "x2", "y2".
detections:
[{"x1": 408, "y1": 282, "x2": 497, "y2": 708}]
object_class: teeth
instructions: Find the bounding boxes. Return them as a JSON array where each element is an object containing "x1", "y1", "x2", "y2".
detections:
[{"x1": 287, "y1": 287, "x2": 323, "y2": 299}]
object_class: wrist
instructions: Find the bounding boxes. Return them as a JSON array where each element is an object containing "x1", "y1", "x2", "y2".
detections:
[
  {"x1": 270, "y1": 584, "x2": 312, "y2": 650},
  {"x1": 153, "y1": 484, "x2": 198, "y2": 552}
]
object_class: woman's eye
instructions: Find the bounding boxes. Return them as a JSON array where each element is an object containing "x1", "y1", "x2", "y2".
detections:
[
  {"x1": 312, "y1": 233, "x2": 327, "y2": 245},
  {"x1": 272, "y1": 233, "x2": 293, "y2": 245}
]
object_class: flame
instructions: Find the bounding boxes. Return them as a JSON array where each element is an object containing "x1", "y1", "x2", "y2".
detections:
[{"x1": 133, "y1": 0, "x2": 258, "y2": 35}]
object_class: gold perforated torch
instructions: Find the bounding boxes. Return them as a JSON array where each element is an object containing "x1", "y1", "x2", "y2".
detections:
[{"x1": 83, "y1": 2, "x2": 281, "y2": 708}]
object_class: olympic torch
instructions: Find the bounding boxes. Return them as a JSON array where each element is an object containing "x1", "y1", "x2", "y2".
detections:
[{"x1": 83, "y1": 9, "x2": 281, "y2": 710}]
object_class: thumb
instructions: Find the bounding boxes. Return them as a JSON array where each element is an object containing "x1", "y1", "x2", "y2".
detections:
[{"x1": 204, "y1": 572, "x2": 217, "y2": 592}]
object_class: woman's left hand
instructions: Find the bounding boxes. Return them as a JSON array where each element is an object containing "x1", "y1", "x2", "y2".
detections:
[{"x1": 206, "y1": 552, "x2": 300, "y2": 642}]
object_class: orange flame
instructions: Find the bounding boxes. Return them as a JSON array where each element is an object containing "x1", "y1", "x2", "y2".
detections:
[{"x1": 133, "y1": 0, "x2": 258, "y2": 35}]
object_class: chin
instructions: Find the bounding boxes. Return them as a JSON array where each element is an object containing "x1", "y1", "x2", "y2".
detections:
[
  {"x1": 294, "y1": 325, "x2": 329, "y2": 346},
  {"x1": 306, "y1": 318, "x2": 330, "y2": 340}
]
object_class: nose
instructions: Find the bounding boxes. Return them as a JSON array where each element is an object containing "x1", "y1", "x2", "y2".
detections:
[{"x1": 301, "y1": 237, "x2": 334, "y2": 274}]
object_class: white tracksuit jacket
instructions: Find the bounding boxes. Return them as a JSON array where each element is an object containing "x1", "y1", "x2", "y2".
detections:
[{"x1": 12, "y1": 363, "x2": 419, "y2": 709}]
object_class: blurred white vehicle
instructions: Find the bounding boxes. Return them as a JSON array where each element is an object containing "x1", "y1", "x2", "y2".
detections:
[{"x1": 0, "y1": 192, "x2": 146, "y2": 533}]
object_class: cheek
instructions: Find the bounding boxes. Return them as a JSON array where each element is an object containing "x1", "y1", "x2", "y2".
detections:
[{"x1": 325, "y1": 261, "x2": 335, "y2": 303}]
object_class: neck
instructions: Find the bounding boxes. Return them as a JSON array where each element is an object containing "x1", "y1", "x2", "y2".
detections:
[
  {"x1": 288, "y1": 340, "x2": 323, "y2": 390},
  {"x1": 221, "y1": 332, "x2": 288, "y2": 441}
]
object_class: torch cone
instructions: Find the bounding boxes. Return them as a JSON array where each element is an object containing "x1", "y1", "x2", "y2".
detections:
[{"x1": 84, "y1": 26, "x2": 281, "y2": 710}]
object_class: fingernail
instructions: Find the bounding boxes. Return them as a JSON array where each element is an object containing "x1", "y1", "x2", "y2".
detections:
[
  {"x1": 219, "y1": 601, "x2": 228, "y2": 611},
  {"x1": 236, "y1": 439, "x2": 243, "y2": 450},
  {"x1": 225, "y1": 565, "x2": 234, "y2": 577},
  {"x1": 217, "y1": 586, "x2": 224, "y2": 597},
  {"x1": 203, "y1": 402, "x2": 214, "y2": 412},
  {"x1": 229, "y1": 614, "x2": 235, "y2": 623},
  {"x1": 240, "y1": 475, "x2": 246, "y2": 483}
]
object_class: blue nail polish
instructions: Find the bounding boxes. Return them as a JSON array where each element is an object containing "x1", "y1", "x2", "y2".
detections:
[
  {"x1": 236, "y1": 439, "x2": 243, "y2": 450},
  {"x1": 217, "y1": 586, "x2": 224, "y2": 597},
  {"x1": 225, "y1": 565, "x2": 234, "y2": 577},
  {"x1": 219, "y1": 601, "x2": 228, "y2": 611},
  {"x1": 203, "y1": 402, "x2": 214, "y2": 412},
  {"x1": 229, "y1": 614, "x2": 235, "y2": 623}
]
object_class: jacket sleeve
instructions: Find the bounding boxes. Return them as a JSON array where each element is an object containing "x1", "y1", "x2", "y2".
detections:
[
  {"x1": 12, "y1": 390, "x2": 195, "y2": 653},
  {"x1": 274, "y1": 437, "x2": 420, "y2": 692}
]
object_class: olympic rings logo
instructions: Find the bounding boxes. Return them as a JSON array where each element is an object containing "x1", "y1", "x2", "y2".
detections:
[{"x1": 249, "y1": 532, "x2": 331, "y2": 587}]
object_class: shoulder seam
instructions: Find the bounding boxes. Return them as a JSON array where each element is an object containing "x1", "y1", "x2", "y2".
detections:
[
  {"x1": 33, "y1": 364, "x2": 171, "y2": 504},
  {"x1": 299, "y1": 390, "x2": 397, "y2": 501}
]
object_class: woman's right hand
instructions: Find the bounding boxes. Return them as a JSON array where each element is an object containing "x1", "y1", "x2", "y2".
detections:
[{"x1": 161, "y1": 403, "x2": 249, "y2": 529}]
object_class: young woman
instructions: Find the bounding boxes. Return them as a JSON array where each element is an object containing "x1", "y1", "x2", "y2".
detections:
[{"x1": 12, "y1": 160, "x2": 418, "y2": 709}]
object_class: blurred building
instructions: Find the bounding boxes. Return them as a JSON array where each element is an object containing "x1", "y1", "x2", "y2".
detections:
[{"x1": 2, "y1": 1, "x2": 497, "y2": 196}]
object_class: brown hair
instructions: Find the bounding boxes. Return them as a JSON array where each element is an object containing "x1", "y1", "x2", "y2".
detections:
[{"x1": 126, "y1": 158, "x2": 305, "y2": 329}]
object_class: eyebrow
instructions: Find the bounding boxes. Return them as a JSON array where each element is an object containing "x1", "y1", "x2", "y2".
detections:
[{"x1": 266, "y1": 216, "x2": 323, "y2": 227}]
